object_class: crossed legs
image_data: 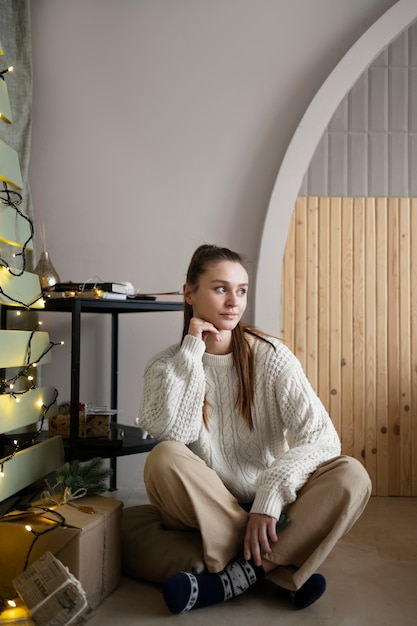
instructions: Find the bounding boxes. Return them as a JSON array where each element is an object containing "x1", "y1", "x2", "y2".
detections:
[{"x1": 144, "y1": 441, "x2": 371, "y2": 610}]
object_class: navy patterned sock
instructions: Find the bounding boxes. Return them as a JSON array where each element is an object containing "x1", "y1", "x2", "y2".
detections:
[
  {"x1": 277, "y1": 573, "x2": 327, "y2": 609},
  {"x1": 162, "y1": 558, "x2": 265, "y2": 614}
]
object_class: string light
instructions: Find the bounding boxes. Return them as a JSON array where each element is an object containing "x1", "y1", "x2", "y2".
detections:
[
  {"x1": 22, "y1": 507, "x2": 66, "y2": 570},
  {"x1": 0, "y1": 65, "x2": 13, "y2": 80},
  {"x1": 0, "y1": 182, "x2": 40, "y2": 307},
  {"x1": 1, "y1": 324, "x2": 63, "y2": 391},
  {"x1": 0, "y1": 64, "x2": 67, "y2": 579},
  {"x1": 0, "y1": 286, "x2": 44, "y2": 308},
  {"x1": 0, "y1": 363, "x2": 60, "y2": 478},
  {"x1": 0, "y1": 320, "x2": 62, "y2": 469}
]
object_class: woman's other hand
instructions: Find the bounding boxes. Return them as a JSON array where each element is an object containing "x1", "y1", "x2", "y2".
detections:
[{"x1": 244, "y1": 512, "x2": 278, "y2": 566}]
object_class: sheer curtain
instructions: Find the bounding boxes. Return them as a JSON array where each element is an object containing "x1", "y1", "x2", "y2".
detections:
[{"x1": 0, "y1": 0, "x2": 33, "y2": 265}]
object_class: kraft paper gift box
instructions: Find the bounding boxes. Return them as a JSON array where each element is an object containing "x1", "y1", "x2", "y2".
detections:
[
  {"x1": 49, "y1": 412, "x2": 110, "y2": 438},
  {"x1": 0, "y1": 495, "x2": 123, "y2": 610}
]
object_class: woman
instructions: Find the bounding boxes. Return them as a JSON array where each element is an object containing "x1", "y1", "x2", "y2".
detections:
[{"x1": 138, "y1": 244, "x2": 371, "y2": 614}]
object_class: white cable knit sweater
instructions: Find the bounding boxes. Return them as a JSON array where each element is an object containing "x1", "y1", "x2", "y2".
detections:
[{"x1": 138, "y1": 333, "x2": 341, "y2": 520}]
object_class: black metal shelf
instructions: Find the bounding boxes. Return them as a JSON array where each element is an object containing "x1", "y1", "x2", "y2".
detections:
[
  {"x1": 61, "y1": 424, "x2": 159, "y2": 462},
  {"x1": 1, "y1": 296, "x2": 183, "y2": 489}
]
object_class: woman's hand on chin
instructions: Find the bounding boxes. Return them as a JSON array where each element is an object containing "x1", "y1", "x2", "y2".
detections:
[{"x1": 188, "y1": 317, "x2": 222, "y2": 343}]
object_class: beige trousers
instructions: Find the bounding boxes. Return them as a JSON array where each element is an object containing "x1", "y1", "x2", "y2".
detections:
[{"x1": 144, "y1": 441, "x2": 371, "y2": 590}]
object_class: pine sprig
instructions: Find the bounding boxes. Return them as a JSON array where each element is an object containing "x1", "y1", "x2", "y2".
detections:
[{"x1": 55, "y1": 457, "x2": 113, "y2": 495}]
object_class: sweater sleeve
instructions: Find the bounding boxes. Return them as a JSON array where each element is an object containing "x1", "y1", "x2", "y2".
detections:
[
  {"x1": 251, "y1": 349, "x2": 341, "y2": 519},
  {"x1": 137, "y1": 334, "x2": 207, "y2": 442}
]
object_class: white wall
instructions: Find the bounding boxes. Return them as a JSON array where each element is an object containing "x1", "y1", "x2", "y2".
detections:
[{"x1": 29, "y1": 0, "x2": 398, "y2": 488}]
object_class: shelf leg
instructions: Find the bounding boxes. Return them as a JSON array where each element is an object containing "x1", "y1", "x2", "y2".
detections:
[{"x1": 109, "y1": 312, "x2": 119, "y2": 490}]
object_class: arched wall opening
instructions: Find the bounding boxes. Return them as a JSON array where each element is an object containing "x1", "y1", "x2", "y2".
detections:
[{"x1": 255, "y1": 0, "x2": 417, "y2": 335}]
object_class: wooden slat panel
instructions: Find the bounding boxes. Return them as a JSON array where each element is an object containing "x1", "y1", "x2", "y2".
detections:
[
  {"x1": 340, "y1": 197, "x2": 354, "y2": 456},
  {"x1": 399, "y1": 198, "x2": 412, "y2": 494},
  {"x1": 317, "y1": 198, "x2": 330, "y2": 412},
  {"x1": 0, "y1": 330, "x2": 52, "y2": 368},
  {"x1": 281, "y1": 203, "x2": 295, "y2": 348},
  {"x1": 281, "y1": 196, "x2": 417, "y2": 496},
  {"x1": 364, "y1": 198, "x2": 377, "y2": 493},
  {"x1": 329, "y1": 198, "x2": 341, "y2": 436},
  {"x1": 0, "y1": 437, "x2": 64, "y2": 503},
  {"x1": 0, "y1": 204, "x2": 33, "y2": 249},
  {"x1": 375, "y1": 198, "x2": 389, "y2": 495},
  {"x1": 411, "y1": 198, "x2": 417, "y2": 495},
  {"x1": 0, "y1": 386, "x2": 57, "y2": 433},
  {"x1": 0, "y1": 77, "x2": 13, "y2": 124},
  {"x1": 294, "y1": 198, "x2": 307, "y2": 365},
  {"x1": 0, "y1": 268, "x2": 43, "y2": 308},
  {"x1": 0, "y1": 139, "x2": 23, "y2": 190},
  {"x1": 353, "y1": 198, "x2": 365, "y2": 465},
  {"x1": 387, "y1": 198, "x2": 401, "y2": 494},
  {"x1": 306, "y1": 197, "x2": 319, "y2": 388}
]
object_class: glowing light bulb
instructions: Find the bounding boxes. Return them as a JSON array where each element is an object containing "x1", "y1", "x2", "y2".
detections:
[
  {"x1": 25, "y1": 525, "x2": 32, "y2": 532},
  {"x1": 7, "y1": 600, "x2": 16, "y2": 608}
]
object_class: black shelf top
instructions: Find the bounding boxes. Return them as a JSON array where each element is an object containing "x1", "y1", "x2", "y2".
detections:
[
  {"x1": 7, "y1": 425, "x2": 160, "y2": 461},
  {"x1": 64, "y1": 424, "x2": 159, "y2": 460},
  {"x1": 43, "y1": 296, "x2": 184, "y2": 314}
]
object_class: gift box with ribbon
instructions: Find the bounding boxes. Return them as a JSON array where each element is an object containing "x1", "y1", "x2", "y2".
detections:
[{"x1": 0, "y1": 495, "x2": 123, "y2": 610}]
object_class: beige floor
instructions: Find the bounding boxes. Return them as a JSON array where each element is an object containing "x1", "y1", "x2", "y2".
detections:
[{"x1": 87, "y1": 494, "x2": 417, "y2": 626}]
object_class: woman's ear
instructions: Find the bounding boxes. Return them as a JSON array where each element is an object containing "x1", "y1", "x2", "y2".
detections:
[{"x1": 183, "y1": 283, "x2": 193, "y2": 305}]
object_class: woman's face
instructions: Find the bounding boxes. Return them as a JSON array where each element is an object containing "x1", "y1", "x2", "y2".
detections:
[{"x1": 185, "y1": 260, "x2": 248, "y2": 331}]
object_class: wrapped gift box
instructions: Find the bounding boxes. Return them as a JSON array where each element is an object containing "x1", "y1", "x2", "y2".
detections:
[
  {"x1": 13, "y1": 551, "x2": 91, "y2": 625},
  {"x1": 49, "y1": 411, "x2": 111, "y2": 438},
  {"x1": 0, "y1": 495, "x2": 123, "y2": 610}
]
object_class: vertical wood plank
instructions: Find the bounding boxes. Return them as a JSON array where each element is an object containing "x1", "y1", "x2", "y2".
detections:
[
  {"x1": 375, "y1": 197, "x2": 389, "y2": 495},
  {"x1": 329, "y1": 198, "x2": 342, "y2": 436},
  {"x1": 410, "y1": 198, "x2": 417, "y2": 496},
  {"x1": 364, "y1": 198, "x2": 377, "y2": 493},
  {"x1": 306, "y1": 197, "x2": 319, "y2": 389},
  {"x1": 340, "y1": 197, "x2": 354, "y2": 456},
  {"x1": 399, "y1": 198, "x2": 412, "y2": 495},
  {"x1": 281, "y1": 207, "x2": 296, "y2": 351},
  {"x1": 387, "y1": 198, "x2": 401, "y2": 494},
  {"x1": 317, "y1": 197, "x2": 331, "y2": 412},
  {"x1": 294, "y1": 198, "x2": 307, "y2": 369},
  {"x1": 353, "y1": 198, "x2": 366, "y2": 466}
]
